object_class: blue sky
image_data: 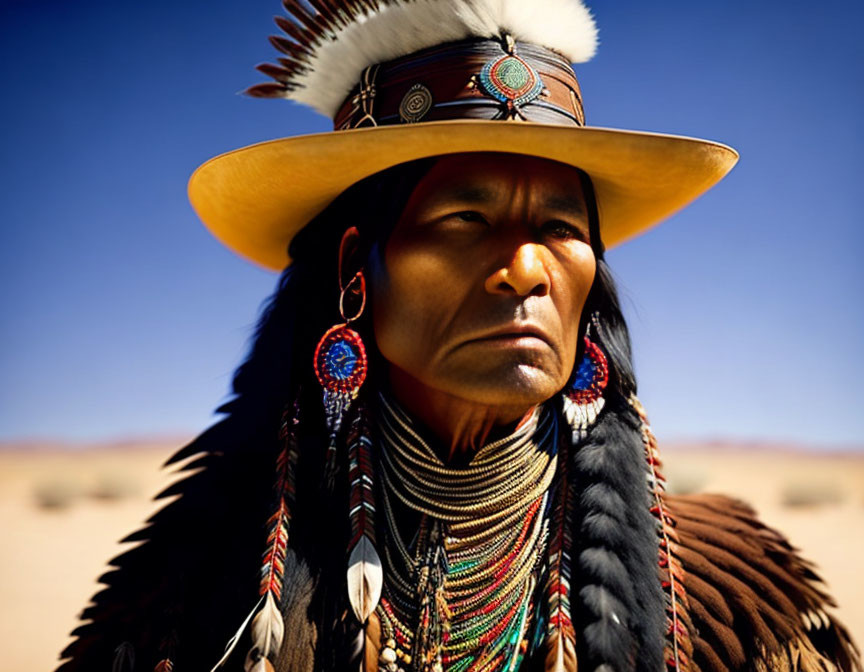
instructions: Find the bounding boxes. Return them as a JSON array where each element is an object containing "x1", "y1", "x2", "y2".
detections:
[{"x1": 1, "y1": 0, "x2": 862, "y2": 446}]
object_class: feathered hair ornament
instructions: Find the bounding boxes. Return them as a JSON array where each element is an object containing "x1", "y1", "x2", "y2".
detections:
[
  {"x1": 211, "y1": 396, "x2": 302, "y2": 672},
  {"x1": 630, "y1": 397, "x2": 695, "y2": 671},
  {"x1": 249, "y1": 0, "x2": 598, "y2": 117},
  {"x1": 345, "y1": 402, "x2": 383, "y2": 626},
  {"x1": 543, "y1": 433, "x2": 578, "y2": 672}
]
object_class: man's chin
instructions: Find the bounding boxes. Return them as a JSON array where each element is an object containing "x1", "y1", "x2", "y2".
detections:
[{"x1": 437, "y1": 363, "x2": 564, "y2": 408}]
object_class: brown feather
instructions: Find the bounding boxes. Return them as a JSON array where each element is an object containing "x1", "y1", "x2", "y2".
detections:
[
  {"x1": 670, "y1": 498, "x2": 835, "y2": 610},
  {"x1": 272, "y1": 16, "x2": 313, "y2": 48},
  {"x1": 255, "y1": 63, "x2": 296, "y2": 84},
  {"x1": 308, "y1": 0, "x2": 350, "y2": 29},
  {"x1": 341, "y1": 0, "x2": 367, "y2": 19},
  {"x1": 672, "y1": 499, "x2": 838, "y2": 617},
  {"x1": 682, "y1": 571, "x2": 735, "y2": 627},
  {"x1": 270, "y1": 23, "x2": 312, "y2": 59},
  {"x1": 544, "y1": 630, "x2": 578, "y2": 672},
  {"x1": 691, "y1": 632, "x2": 735, "y2": 672},
  {"x1": 268, "y1": 35, "x2": 311, "y2": 62},
  {"x1": 672, "y1": 515, "x2": 807, "y2": 592},
  {"x1": 675, "y1": 540, "x2": 783, "y2": 651},
  {"x1": 245, "y1": 83, "x2": 290, "y2": 98},
  {"x1": 687, "y1": 592, "x2": 748, "y2": 668},
  {"x1": 675, "y1": 532, "x2": 799, "y2": 638},
  {"x1": 282, "y1": 0, "x2": 328, "y2": 37},
  {"x1": 667, "y1": 493, "x2": 862, "y2": 671}
]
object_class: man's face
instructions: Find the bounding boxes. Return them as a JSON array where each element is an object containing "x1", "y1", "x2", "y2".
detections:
[{"x1": 370, "y1": 153, "x2": 596, "y2": 408}]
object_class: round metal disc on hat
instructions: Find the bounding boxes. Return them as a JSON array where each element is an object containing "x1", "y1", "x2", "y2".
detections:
[{"x1": 399, "y1": 84, "x2": 433, "y2": 124}]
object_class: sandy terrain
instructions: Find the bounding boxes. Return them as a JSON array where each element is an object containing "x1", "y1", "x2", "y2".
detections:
[
  {"x1": 0, "y1": 441, "x2": 188, "y2": 672},
  {"x1": 0, "y1": 440, "x2": 861, "y2": 671}
]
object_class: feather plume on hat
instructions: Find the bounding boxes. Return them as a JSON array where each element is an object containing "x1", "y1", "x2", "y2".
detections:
[
  {"x1": 190, "y1": 0, "x2": 737, "y2": 273},
  {"x1": 251, "y1": 0, "x2": 599, "y2": 117}
]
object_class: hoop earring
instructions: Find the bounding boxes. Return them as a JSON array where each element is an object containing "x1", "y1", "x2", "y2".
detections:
[{"x1": 314, "y1": 270, "x2": 369, "y2": 482}]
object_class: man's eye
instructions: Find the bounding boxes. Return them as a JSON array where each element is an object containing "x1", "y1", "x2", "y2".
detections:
[
  {"x1": 454, "y1": 211, "x2": 487, "y2": 223},
  {"x1": 543, "y1": 220, "x2": 588, "y2": 242}
]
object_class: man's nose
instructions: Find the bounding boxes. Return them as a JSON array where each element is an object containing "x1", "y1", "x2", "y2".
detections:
[{"x1": 484, "y1": 243, "x2": 551, "y2": 297}]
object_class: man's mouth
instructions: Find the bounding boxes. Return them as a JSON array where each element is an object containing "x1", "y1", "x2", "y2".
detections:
[{"x1": 462, "y1": 323, "x2": 554, "y2": 349}]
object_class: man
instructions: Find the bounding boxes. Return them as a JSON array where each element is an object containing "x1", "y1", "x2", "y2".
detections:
[{"x1": 59, "y1": 1, "x2": 859, "y2": 671}]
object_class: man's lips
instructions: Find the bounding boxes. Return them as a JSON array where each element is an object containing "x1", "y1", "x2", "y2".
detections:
[{"x1": 460, "y1": 323, "x2": 555, "y2": 349}]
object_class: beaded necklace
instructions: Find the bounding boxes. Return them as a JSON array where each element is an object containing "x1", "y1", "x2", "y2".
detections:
[{"x1": 374, "y1": 394, "x2": 560, "y2": 672}]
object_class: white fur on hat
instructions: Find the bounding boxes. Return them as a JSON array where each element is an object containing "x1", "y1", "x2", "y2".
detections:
[{"x1": 268, "y1": 0, "x2": 598, "y2": 118}]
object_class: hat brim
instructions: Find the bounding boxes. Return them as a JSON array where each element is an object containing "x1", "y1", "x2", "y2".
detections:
[{"x1": 188, "y1": 120, "x2": 738, "y2": 271}]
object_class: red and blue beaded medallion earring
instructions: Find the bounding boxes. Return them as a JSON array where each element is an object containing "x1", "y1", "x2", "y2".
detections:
[
  {"x1": 563, "y1": 313, "x2": 609, "y2": 438},
  {"x1": 314, "y1": 269, "x2": 369, "y2": 478},
  {"x1": 567, "y1": 336, "x2": 608, "y2": 405}
]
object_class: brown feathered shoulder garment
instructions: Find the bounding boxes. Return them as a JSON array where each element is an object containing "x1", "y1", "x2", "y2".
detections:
[
  {"x1": 55, "y1": 407, "x2": 861, "y2": 672},
  {"x1": 280, "y1": 489, "x2": 861, "y2": 672},
  {"x1": 665, "y1": 492, "x2": 860, "y2": 672}
]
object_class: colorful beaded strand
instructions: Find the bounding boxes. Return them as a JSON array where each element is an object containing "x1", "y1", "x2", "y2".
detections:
[{"x1": 374, "y1": 396, "x2": 559, "y2": 672}]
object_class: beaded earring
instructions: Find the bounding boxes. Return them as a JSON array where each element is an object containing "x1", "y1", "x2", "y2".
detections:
[
  {"x1": 562, "y1": 315, "x2": 609, "y2": 439},
  {"x1": 568, "y1": 336, "x2": 608, "y2": 405},
  {"x1": 314, "y1": 270, "x2": 369, "y2": 481}
]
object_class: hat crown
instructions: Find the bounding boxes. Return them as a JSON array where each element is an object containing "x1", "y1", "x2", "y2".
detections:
[
  {"x1": 249, "y1": 0, "x2": 598, "y2": 118},
  {"x1": 331, "y1": 38, "x2": 587, "y2": 129}
]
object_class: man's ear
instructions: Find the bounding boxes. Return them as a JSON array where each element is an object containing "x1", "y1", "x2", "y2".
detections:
[{"x1": 338, "y1": 226, "x2": 361, "y2": 290}]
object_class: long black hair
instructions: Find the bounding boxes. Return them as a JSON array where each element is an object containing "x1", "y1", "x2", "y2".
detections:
[
  {"x1": 57, "y1": 156, "x2": 663, "y2": 672},
  {"x1": 227, "y1": 156, "x2": 663, "y2": 671}
]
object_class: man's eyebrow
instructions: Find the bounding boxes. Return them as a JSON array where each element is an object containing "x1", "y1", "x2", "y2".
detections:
[
  {"x1": 429, "y1": 185, "x2": 587, "y2": 217},
  {"x1": 544, "y1": 193, "x2": 587, "y2": 218},
  {"x1": 436, "y1": 184, "x2": 496, "y2": 204}
]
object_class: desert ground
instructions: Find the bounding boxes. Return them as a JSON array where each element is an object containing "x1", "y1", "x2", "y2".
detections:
[{"x1": 0, "y1": 439, "x2": 861, "y2": 671}]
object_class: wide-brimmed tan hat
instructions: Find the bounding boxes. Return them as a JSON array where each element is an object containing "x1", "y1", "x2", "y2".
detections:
[{"x1": 188, "y1": 1, "x2": 738, "y2": 272}]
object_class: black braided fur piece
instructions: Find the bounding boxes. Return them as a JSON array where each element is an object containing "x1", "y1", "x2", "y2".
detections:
[{"x1": 569, "y1": 398, "x2": 666, "y2": 672}]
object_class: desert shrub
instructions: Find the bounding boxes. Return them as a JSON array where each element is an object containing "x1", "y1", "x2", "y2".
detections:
[
  {"x1": 662, "y1": 465, "x2": 708, "y2": 496},
  {"x1": 780, "y1": 480, "x2": 845, "y2": 508},
  {"x1": 32, "y1": 477, "x2": 81, "y2": 511},
  {"x1": 88, "y1": 472, "x2": 139, "y2": 502}
]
